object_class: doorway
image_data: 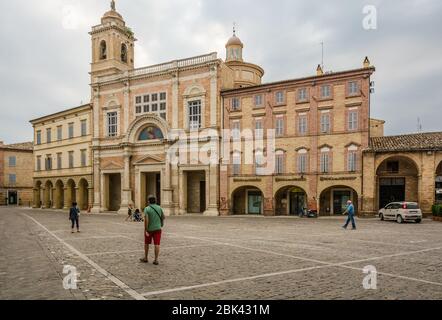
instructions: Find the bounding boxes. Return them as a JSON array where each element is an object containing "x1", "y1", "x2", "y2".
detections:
[
  {"x1": 8, "y1": 191, "x2": 18, "y2": 205},
  {"x1": 247, "y1": 191, "x2": 263, "y2": 215},
  {"x1": 379, "y1": 178, "x2": 405, "y2": 209},
  {"x1": 333, "y1": 190, "x2": 351, "y2": 215}
]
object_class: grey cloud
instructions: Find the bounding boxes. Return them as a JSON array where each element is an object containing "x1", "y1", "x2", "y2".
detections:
[{"x1": 0, "y1": 0, "x2": 441, "y2": 144}]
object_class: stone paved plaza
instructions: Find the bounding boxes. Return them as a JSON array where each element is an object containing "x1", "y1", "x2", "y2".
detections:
[{"x1": 0, "y1": 207, "x2": 441, "y2": 300}]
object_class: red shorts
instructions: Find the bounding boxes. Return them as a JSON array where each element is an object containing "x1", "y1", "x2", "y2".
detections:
[{"x1": 145, "y1": 230, "x2": 162, "y2": 246}]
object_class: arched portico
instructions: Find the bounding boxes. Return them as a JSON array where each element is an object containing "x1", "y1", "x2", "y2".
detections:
[
  {"x1": 436, "y1": 161, "x2": 442, "y2": 204},
  {"x1": 65, "y1": 179, "x2": 76, "y2": 209},
  {"x1": 54, "y1": 180, "x2": 64, "y2": 209},
  {"x1": 78, "y1": 179, "x2": 89, "y2": 210},
  {"x1": 319, "y1": 185, "x2": 359, "y2": 216},
  {"x1": 43, "y1": 181, "x2": 53, "y2": 209},
  {"x1": 275, "y1": 185, "x2": 307, "y2": 216},
  {"x1": 231, "y1": 185, "x2": 264, "y2": 215},
  {"x1": 376, "y1": 156, "x2": 419, "y2": 209}
]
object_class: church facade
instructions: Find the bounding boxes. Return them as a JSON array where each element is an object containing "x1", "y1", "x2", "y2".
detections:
[{"x1": 30, "y1": 3, "x2": 441, "y2": 216}]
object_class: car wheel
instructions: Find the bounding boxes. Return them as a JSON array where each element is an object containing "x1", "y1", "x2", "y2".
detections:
[
  {"x1": 415, "y1": 219, "x2": 422, "y2": 224},
  {"x1": 396, "y1": 215, "x2": 404, "y2": 224},
  {"x1": 380, "y1": 213, "x2": 384, "y2": 221}
]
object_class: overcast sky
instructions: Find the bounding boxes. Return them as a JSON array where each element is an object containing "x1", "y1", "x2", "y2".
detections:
[{"x1": 0, "y1": 0, "x2": 441, "y2": 144}]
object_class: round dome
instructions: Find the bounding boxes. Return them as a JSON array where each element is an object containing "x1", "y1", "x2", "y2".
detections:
[
  {"x1": 226, "y1": 35, "x2": 243, "y2": 47},
  {"x1": 102, "y1": 10, "x2": 123, "y2": 20}
]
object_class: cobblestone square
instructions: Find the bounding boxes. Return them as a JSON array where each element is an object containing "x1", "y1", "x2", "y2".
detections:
[{"x1": 1, "y1": 207, "x2": 441, "y2": 300}]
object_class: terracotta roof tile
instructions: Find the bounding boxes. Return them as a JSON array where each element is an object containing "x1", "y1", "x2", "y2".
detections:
[
  {"x1": 369, "y1": 132, "x2": 442, "y2": 152},
  {"x1": 0, "y1": 141, "x2": 34, "y2": 151}
]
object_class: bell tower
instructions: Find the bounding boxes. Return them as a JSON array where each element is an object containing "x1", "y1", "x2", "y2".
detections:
[{"x1": 89, "y1": 0, "x2": 135, "y2": 82}]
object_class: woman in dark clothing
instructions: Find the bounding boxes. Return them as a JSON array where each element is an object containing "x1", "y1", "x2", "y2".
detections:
[{"x1": 69, "y1": 202, "x2": 80, "y2": 233}]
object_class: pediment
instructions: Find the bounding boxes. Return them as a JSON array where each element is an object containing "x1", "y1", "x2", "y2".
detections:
[
  {"x1": 134, "y1": 154, "x2": 165, "y2": 165},
  {"x1": 101, "y1": 160, "x2": 124, "y2": 170}
]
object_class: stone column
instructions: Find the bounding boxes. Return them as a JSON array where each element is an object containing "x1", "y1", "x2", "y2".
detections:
[
  {"x1": 119, "y1": 147, "x2": 133, "y2": 215},
  {"x1": 91, "y1": 150, "x2": 101, "y2": 213},
  {"x1": 100, "y1": 173, "x2": 108, "y2": 212},
  {"x1": 178, "y1": 170, "x2": 187, "y2": 215},
  {"x1": 204, "y1": 165, "x2": 220, "y2": 216},
  {"x1": 162, "y1": 160, "x2": 174, "y2": 216}
]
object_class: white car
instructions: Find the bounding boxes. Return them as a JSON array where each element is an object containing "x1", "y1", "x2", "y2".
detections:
[{"x1": 379, "y1": 202, "x2": 422, "y2": 224}]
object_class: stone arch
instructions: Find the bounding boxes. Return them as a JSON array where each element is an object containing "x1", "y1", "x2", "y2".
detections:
[
  {"x1": 43, "y1": 180, "x2": 54, "y2": 209},
  {"x1": 125, "y1": 114, "x2": 170, "y2": 144},
  {"x1": 66, "y1": 179, "x2": 76, "y2": 208},
  {"x1": 100, "y1": 40, "x2": 107, "y2": 60},
  {"x1": 121, "y1": 43, "x2": 128, "y2": 63},
  {"x1": 231, "y1": 185, "x2": 264, "y2": 215},
  {"x1": 376, "y1": 155, "x2": 419, "y2": 209},
  {"x1": 274, "y1": 185, "x2": 308, "y2": 216},
  {"x1": 435, "y1": 161, "x2": 442, "y2": 204},
  {"x1": 78, "y1": 179, "x2": 89, "y2": 211},
  {"x1": 54, "y1": 180, "x2": 64, "y2": 209},
  {"x1": 34, "y1": 181, "x2": 43, "y2": 208},
  {"x1": 183, "y1": 84, "x2": 206, "y2": 98},
  {"x1": 319, "y1": 185, "x2": 359, "y2": 216}
]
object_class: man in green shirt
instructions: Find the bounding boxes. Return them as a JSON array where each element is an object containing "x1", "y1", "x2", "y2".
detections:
[{"x1": 140, "y1": 195, "x2": 165, "y2": 265}]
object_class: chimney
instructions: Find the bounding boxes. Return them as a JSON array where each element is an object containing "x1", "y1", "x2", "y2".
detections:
[
  {"x1": 316, "y1": 64, "x2": 324, "y2": 76},
  {"x1": 363, "y1": 56, "x2": 371, "y2": 68}
]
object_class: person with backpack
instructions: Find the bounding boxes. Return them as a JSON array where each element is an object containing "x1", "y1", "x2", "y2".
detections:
[
  {"x1": 69, "y1": 202, "x2": 80, "y2": 233},
  {"x1": 140, "y1": 195, "x2": 165, "y2": 265}
]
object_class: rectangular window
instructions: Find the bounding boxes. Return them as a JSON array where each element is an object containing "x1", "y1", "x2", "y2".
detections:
[
  {"x1": 348, "y1": 110, "x2": 359, "y2": 131},
  {"x1": 45, "y1": 155, "x2": 52, "y2": 171},
  {"x1": 107, "y1": 112, "x2": 118, "y2": 137},
  {"x1": 46, "y1": 128, "x2": 52, "y2": 143},
  {"x1": 275, "y1": 117, "x2": 284, "y2": 137},
  {"x1": 68, "y1": 123, "x2": 74, "y2": 139},
  {"x1": 232, "y1": 98, "x2": 241, "y2": 111},
  {"x1": 255, "y1": 152, "x2": 264, "y2": 175},
  {"x1": 68, "y1": 151, "x2": 74, "y2": 169},
  {"x1": 298, "y1": 88, "x2": 308, "y2": 102},
  {"x1": 232, "y1": 121, "x2": 241, "y2": 140},
  {"x1": 9, "y1": 156, "x2": 16, "y2": 167},
  {"x1": 36, "y1": 131, "x2": 41, "y2": 145},
  {"x1": 320, "y1": 113, "x2": 331, "y2": 133},
  {"x1": 81, "y1": 120, "x2": 87, "y2": 136},
  {"x1": 298, "y1": 115, "x2": 308, "y2": 135},
  {"x1": 81, "y1": 150, "x2": 87, "y2": 167},
  {"x1": 255, "y1": 120, "x2": 264, "y2": 140},
  {"x1": 254, "y1": 95, "x2": 263, "y2": 107},
  {"x1": 188, "y1": 100, "x2": 202, "y2": 130},
  {"x1": 298, "y1": 154, "x2": 307, "y2": 174},
  {"x1": 387, "y1": 161, "x2": 399, "y2": 173},
  {"x1": 348, "y1": 81, "x2": 359, "y2": 95},
  {"x1": 36, "y1": 156, "x2": 41, "y2": 172},
  {"x1": 233, "y1": 154, "x2": 241, "y2": 176},
  {"x1": 321, "y1": 85, "x2": 331, "y2": 99},
  {"x1": 275, "y1": 91, "x2": 285, "y2": 104},
  {"x1": 348, "y1": 151, "x2": 357, "y2": 172},
  {"x1": 57, "y1": 126, "x2": 63, "y2": 141},
  {"x1": 135, "y1": 93, "x2": 166, "y2": 119},
  {"x1": 9, "y1": 174, "x2": 16, "y2": 186},
  {"x1": 57, "y1": 153, "x2": 62, "y2": 170},
  {"x1": 320, "y1": 153, "x2": 329, "y2": 173},
  {"x1": 276, "y1": 154, "x2": 284, "y2": 174}
]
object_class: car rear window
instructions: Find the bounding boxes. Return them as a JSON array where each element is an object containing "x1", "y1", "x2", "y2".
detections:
[{"x1": 406, "y1": 203, "x2": 419, "y2": 209}]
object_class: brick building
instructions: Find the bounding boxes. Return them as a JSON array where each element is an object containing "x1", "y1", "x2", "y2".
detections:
[
  {"x1": 0, "y1": 141, "x2": 34, "y2": 206},
  {"x1": 29, "y1": 2, "x2": 440, "y2": 216}
]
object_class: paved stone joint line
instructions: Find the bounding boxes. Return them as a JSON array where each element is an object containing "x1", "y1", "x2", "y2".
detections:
[
  {"x1": 139, "y1": 233, "x2": 442, "y2": 297},
  {"x1": 22, "y1": 213, "x2": 146, "y2": 301}
]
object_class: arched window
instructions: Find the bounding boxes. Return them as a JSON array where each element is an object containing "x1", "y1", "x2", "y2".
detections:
[
  {"x1": 121, "y1": 43, "x2": 128, "y2": 63},
  {"x1": 100, "y1": 40, "x2": 107, "y2": 60},
  {"x1": 138, "y1": 126, "x2": 164, "y2": 141}
]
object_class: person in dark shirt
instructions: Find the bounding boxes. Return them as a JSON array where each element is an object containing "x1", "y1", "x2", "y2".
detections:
[{"x1": 69, "y1": 202, "x2": 80, "y2": 233}]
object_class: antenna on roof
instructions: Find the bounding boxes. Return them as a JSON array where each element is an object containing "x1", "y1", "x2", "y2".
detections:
[
  {"x1": 320, "y1": 41, "x2": 324, "y2": 70},
  {"x1": 417, "y1": 117, "x2": 423, "y2": 133},
  {"x1": 233, "y1": 22, "x2": 237, "y2": 36}
]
